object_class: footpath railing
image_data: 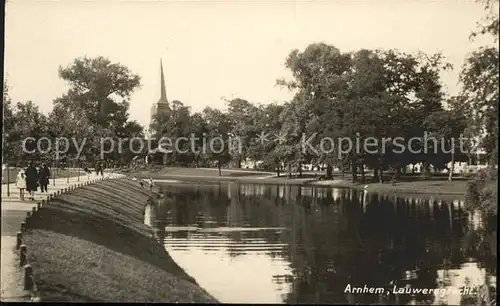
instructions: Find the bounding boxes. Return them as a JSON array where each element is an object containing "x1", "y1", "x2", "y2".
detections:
[{"x1": 14, "y1": 173, "x2": 123, "y2": 302}]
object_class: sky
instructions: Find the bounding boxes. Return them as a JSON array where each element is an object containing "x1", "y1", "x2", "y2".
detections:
[{"x1": 4, "y1": 0, "x2": 493, "y2": 128}]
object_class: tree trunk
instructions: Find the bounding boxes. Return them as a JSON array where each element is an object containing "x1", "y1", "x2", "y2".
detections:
[
  {"x1": 448, "y1": 150, "x2": 455, "y2": 181},
  {"x1": 218, "y1": 160, "x2": 222, "y2": 176},
  {"x1": 373, "y1": 168, "x2": 379, "y2": 182},
  {"x1": 392, "y1": 167, "x2": 401, "y2": 182},
  {"x1": 326, "y1": 165, "x2": 333, "y2": 179},
  {"x1": 276, "y1": 163, "x2": 280, "y2": 177},
  {"x1": 360, "y1": 162, "x2": 366, "y2": 183},
  {"x1": 351, "y1": 158, "x2": 358, "y2": 183},
  {"x1": 298, "y1": 162, "x2": 303, "y2": 177},
  {"x1": 422, "y1": 161, "x2": 431, "y2": 179},
  {"x1": 378, "y1": 167, "x2": 384, "y2": 183},
  {"x1": 288, "y1": 164, "x2": 292, "y2": 178}
]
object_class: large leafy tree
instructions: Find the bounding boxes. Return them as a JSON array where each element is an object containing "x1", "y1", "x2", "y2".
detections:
[
  {"x1": 463, "y1": 0, "x2": 498, "y2": 264},
  {"x1": 470, "y1": 0, "x2": 499, "y2": 40},
  {"x1": 278, "y1": 95, "x2": 312, "y2": 178},
  {"x1": 277, "y1": 43, "x2": 352, "y2": 179},
  {"x1": 383, "y1": 50, "x2": 451, "y2": 179},
  {"x1": 150, "y1": 100, "x2": 193, "y2": 166},
  {"x1": 202, "y1": 106, "x2": 232, "y2": 175},
  {"x1": 52, "y1": 56, "x2": 143, "y2": 164},
  {"x1": 189, "y1": 112, "x2": 210, "y2": 167},
  {"x1": 460, "y1": 50, "x2": 499, "y2": 165},
  {"x1": 248, "y1": 103, "x2": 285, "y2": 175},
  {"x1": 460, "y1": 0, "x2": 499, "y2": 166},
  {"x1": 460, "y1": 4, "x2": 498, "y2": 288},
  {"x1": 57, "y1": 56, "x2": 141, "y2": 128},
  {"x1": 424, "y1": 97, "x2": 468, "y2": 181},
  {"x1": 7, "y1": 101, "x2": 50, "y2": 163},
  {"x1": 2, "y1": 80, "x2": 16, "y2": 164},
  {"x1": 225, "y1": 98, "x2": 260, "y2": 168},
  {"x1": 277, "y1": 43, "x2": 451, "y2": 182},
  {"x1": 47, "y1": 102, "x2": 91, "y2": 162}
]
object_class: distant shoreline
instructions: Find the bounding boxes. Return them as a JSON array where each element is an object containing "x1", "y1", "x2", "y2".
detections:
[{"x1": 130, "y1": 168, "x2": 468, "y2": 199}]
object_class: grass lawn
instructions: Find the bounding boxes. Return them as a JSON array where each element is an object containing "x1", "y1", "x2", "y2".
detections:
[
  {"x1": 365, "y1": 178, "x2": 468, "y2": 194},
  {"x1": 131, "y1": 167, "x2": 274, "y2": 178},
  {"x1": 313, "y1": 178, "x2": 469, "y2": 197},
  {"x1": 22, "y1": 178, "x2": 218, "y2": 303}
]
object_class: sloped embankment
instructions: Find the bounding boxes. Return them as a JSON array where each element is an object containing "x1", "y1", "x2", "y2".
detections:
[{"x1": 22, "y1": 178, "x2": 218, "y2": 303}]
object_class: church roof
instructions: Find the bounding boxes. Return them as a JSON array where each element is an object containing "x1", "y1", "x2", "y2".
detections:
[{"x1": 158, "y1": 59, "x2": 168, "y2": 104}]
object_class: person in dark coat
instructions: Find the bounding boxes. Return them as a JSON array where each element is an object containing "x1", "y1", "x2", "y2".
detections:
[
  {"x1": 25, "y1": 161, "x2": 39, "y2": 200},
  {"x1": 95, "y1": 162, "x2": 104, "y2": 176},
  {"x1": 38, "y1": 163, "x2": 50, "y2": 193}
]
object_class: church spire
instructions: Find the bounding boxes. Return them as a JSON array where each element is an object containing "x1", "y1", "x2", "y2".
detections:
[{"x1": 158, "y1": 59, "x2": 168, "y2": 104}]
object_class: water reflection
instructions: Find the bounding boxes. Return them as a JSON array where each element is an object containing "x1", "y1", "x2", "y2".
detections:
[{"x1": 145, "y1": 182, "x2": 496, "y2": 305}]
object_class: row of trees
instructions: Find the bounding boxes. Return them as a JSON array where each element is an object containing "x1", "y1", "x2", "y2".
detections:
[
  {"x1": 0, "y1": 46, "x2": 487, "y2": 183},
  {"x1": 150, "y1": 47, "x2": 474, "y2": 183},
  {"x1": 3, "y1": 57, "x2": 144, "y2": 166},
  {"x1": 463, "y1": 0, "x2": 498, "y2": 231}
]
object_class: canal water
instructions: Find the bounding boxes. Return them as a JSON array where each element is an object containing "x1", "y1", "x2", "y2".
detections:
[{"x1": 144, "y1": 182, "x2": 496, "y2": 305}]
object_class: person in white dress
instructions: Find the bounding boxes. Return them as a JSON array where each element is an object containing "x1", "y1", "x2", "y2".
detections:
[
  {"x1": 15, "y1": 169, "x2": 27, "y2": 200},
  {"x1": 149, "y1": 178, "x2": 154, "y2": 191}
]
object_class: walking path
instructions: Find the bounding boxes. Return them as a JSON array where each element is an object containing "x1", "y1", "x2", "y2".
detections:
[{"x1": 1, "y1": 171, "x2": 124, "y2": 302}]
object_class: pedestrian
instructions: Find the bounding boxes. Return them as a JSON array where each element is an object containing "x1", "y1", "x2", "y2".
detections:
[
  {"x1": 38, "y1": 163, "x2": 50, "y2": 193},
  {"x1": 15, "y1": 169, "x2": 27, "y2": 200},
  {"x1": 2, "y1": 164, "x2": 6, "y2": 181},
  {"x1": 25, "y1": 161, "x2": 39, "y2": 200},
  {"x1": 95, "y1": 162, "x2": 104, "y2": 176},
  {"x1": 149, "y1": 178, "x2": 154, "y2": 191}
]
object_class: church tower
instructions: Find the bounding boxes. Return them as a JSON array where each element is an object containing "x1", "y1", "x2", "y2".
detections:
[{"x1": 149, "y1": 59, "x2": 170, "y2": 135}]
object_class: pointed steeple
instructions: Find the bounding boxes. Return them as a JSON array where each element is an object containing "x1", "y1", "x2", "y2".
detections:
[{"x1": 158, "y1": 59, "x2": 168, "y2": 104}]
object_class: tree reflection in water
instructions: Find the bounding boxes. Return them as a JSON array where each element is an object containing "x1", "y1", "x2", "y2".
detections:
[{"x1": 144, "y1": 182, "x2": 496, "y2": 305}]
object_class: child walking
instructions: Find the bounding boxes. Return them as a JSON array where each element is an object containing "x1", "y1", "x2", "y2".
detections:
[{"x1": 15, "y1": 169, "x2": 27, "y2": 200}]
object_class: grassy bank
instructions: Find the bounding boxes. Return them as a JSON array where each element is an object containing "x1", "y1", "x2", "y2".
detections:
[
  {"x1": 2, "y1": 167, "x2": 86, "y2": 184},
  {"x1": 310, "y1": 178, "x2": 468, "y2": 196},
  {"x1": 130, "y1": 167, "x2": 469, "y2": 197},
  {"x1": 130, "y1": 167, "x2": 274, "y2": 178},
  {"x1": 22, "y1": 178, "x2": 218, "y2": 303}
]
